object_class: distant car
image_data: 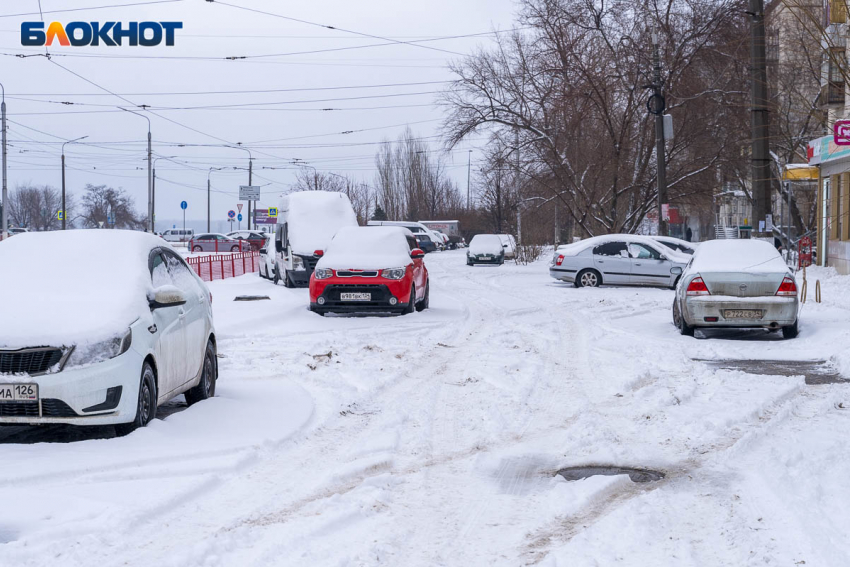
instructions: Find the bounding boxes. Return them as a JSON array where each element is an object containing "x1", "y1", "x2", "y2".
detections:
[
  {"x1": 652, "y1": 235, "x2": 697, "y2": 255},
  {"x1": 0, "y1": 230, "x2": 217, "y2": 433},
  {"x1": 189, "y1": 233, "x2": 248, "y2": 253},
  {"x1": 309, "y1": 226, "x2": 429, "y2": 316},
  {"x1": 227, "y1": 230, "x2": 266, "y2": 251},
  {"x1": 7, "y1": 227, "x2": 29, "y2": 236},
  {"x1": 550, "y1": 234, "x2": 689, "y2": 288},
  {"x1": 497, "y1": 234, "x2": 517, "y2": 259},
  {"x1": 672, "y1": 239, "x2": 799, "y2": 339},
  {"x1": 467, "y1": 234, "x2": 505, "y2": 265},
  {"x1": 428, "y1": 230, "x2": 446, "y2": 251},
  {"x1": 160, "y1": 228, "x2": 194, "y2": 243},
  {"x1": 258, "y1": 234, "x2": 275, "y2": 280},
  {"x1": 414, "y1": 233, "x2": 438, "y2": 254}
]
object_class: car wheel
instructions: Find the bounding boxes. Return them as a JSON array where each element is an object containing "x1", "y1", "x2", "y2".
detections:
[
  {"x1": 402, "y1": 285, "x2": 415, "y2": 315},
  {"x1": 273, "y1": 265, "x2": 281, "y2": 285},
  {"x1": 782, "y1": 319, "x2": 799, "y2": 339},
  {"x1": 576, "y1": 269, "x2": 601, "y2": 288},
  {"x1": 283, "y1": 270, "x2": 294, "y2": 288},
  {"x1": 231, "y1": 245, "x2": 240, "y2": 252},
  {"x1": 193, "y1": 245, "x2": 202, "y2": 252},
  {"x1": 186, "y1": 340, "x2": 217, "y2": 405},
  {"x1": 416, "y1": 281, "x2": 430, "y2": 312},
  {"x1": 115, "y1": 362, "x2": 157, "y2": 436},
  {"x1": 675, "y1": 301, "x2": 695, "y2": 337}
]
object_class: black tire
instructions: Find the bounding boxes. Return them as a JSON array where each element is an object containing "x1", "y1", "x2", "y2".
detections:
[
  {"x1": 284, "y1": 271, "x2": 295, "y2": 288},
  {"x1": 185, "y1": 340, "x2": 217, "y2": 406},
  {"x1": 575, "y1": 269, "x2": 601, "y2": 288},
  {"x1": 193, "y1": 245, "x2": 202, "y2": 252},
  {"x1": 273, "y1": 264, "x2": 281, "y2": 285},
  {"x1": 115, "y1": 362, "x2": 157, "y2": 436},
  {"x1": 402, "y1": 285, "x2": 416, "y2": 315},
  {"x1": 415, "y1": 281, "x2": 430, "y2": 312},
  {"x1": 674, "y1": 300, "x2": 695, "y2": 337},
  {"x1": 467, "y1": 259, "x2": 473, "y2": 266},
  {"x1": 782, "y1": 319, "x2": 799, "y2": 339},
  {"x1": 230, "y1": 245, "x2": 240, "y2": 253}
]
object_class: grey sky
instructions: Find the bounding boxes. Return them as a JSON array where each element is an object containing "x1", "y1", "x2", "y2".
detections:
[{"x1": 0, "y1": 0, "x2": 517, "y2": 228}]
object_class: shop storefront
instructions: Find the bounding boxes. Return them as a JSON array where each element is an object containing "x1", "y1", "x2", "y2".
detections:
[{"x1": 808, "y1": 135, "x2": 850, "y2": 273}]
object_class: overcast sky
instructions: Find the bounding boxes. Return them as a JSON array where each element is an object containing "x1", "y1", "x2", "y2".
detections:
[{"x1": 1, "y1": 0, "x2": 517, "y2": 229}]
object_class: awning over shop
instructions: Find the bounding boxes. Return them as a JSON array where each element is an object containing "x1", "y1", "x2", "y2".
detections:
[{"x1": 783, "y1": 165, "x2": 818, "y2": 181}]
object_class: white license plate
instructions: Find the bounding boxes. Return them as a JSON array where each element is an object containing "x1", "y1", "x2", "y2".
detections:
[
  {"x1": 341, "y1": 292, "x2": 371, "y2": 301},
  {"x1": 0, "y1": 383, "x2": 38, "y2": 402},
  {"x1": 724, "y1": 310, "x2": 763, "y2": 319}
]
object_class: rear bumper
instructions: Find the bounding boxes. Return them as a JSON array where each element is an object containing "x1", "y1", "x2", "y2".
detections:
[
  {"x1": 684, "y1": 295, "x2": 798, "y2": 327},
  {"x1": 549, "y1": 266, "x2": 577, "y2": 282}
]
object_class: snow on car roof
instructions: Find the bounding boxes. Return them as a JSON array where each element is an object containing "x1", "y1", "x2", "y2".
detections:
[
  {"x1": 469, "y1": 234, "x2": 504, "y2": 254},
  {"x1": 281, "y1": 191, "x2": 358, "y2": 254},
  {"x1": 690, "y1": 239, "x2": 788, "y2": 273},
  {"x1": 556, "y1": 234, "x2": 675, "y2": 257},
  {"x1": 317, "y1": 226, "x2": 413, "y2": 270},
  {"x1": 0, "y1": 230, "x2": 164, "y2": 348}
]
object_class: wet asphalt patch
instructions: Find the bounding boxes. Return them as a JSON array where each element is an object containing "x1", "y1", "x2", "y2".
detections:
[
  {"x1": 696, "y1": 359, "x2": 849, "y2": 385},
  {"x1": 557, "y1": 466, "x2": 665, "y2": 483}
]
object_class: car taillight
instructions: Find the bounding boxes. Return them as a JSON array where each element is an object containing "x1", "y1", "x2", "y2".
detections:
[
  {"x1": 776, "y1": 276, "x2": 797, "y2": 297},
  {"x1": 686, "y1": 276, "x2": 710, "y2": 296},
  {"x1": 556, "y1": 254, "x2": 565, "y2": 266}
]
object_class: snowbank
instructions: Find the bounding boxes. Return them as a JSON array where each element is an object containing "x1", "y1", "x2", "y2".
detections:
[
  {"x1": 317, "y1": 226, "x2": 413, "y2": 270},
  {"x1": 469, "y1": 234, "x2": 504, "y2": 255},
  {"x1": 280, "y1": 191, "x2": 358, "y2": 254},
  {"x1": 0, "y1": 230, "x2": 163, "y2": 348},
  {"x1": 691, "y1": 239, "x2": 788, "y2": 273}
]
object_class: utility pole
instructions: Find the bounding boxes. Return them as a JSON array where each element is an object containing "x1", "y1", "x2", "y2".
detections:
[
  {"x1": 248, "y1": 157, "x2": 253, "y2": 230},
  {"x1": 466, "y1": 149, "x2": 472, "y2": 209},
  {"x1": 1, "y1": 82, "x2": 7, "y2": 240},
  {"x1": 120, "y1": 108, "x2": 152, "y2": 232},
  {"x1": 748, "y1": 0, "x2": 771, "y2": 235},
  {"x1": 651, "y1": 31, "x2": 668, "y2": 237},
  {"x1": 207, "y1": 166, "x2": 225, "y2": 232},
  {"x1": 61, "y1": 135, "x2": 88, "y2": 230}
]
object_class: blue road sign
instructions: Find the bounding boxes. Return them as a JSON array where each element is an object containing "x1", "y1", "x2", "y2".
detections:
[
  {"x1": 237, "y1": 213, "x2": 243, "y2": 222},
  {"x1": 268, "y1": 207, "x2": 278, "y2": 218},
  {"x1": 228, "y1": 210, "x2": 236, "y2": 219},
  {"x1": 181, "y1": 201, "x2": 188, "y2": 210}
]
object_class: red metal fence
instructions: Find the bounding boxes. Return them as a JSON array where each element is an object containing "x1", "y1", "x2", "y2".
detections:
[{"x1": 186, "y1": 251, "x2": 260, "y2": 282}]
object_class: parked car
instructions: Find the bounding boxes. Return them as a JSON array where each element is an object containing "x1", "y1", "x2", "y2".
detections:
[
  {"x1": 467, "y1": 234, "x2": 505, "y2": 265},
  {"x1": 420, "y1": 220, "x2": 461, "y2": 249},
  {"x1": 309, "y1": 226, "x2": 429, "y2": 316},
  {"x1": 227, "y1": 230, "x2": 266, "y2": 251},
  {"x1": 498, "y1": 234, "x2": 517, "y2": 259},
  {"x1": 550, "y1": 234, "x2": 689, "y2": 288},
  {"x1": 275, "y1": 191, "x2": 359, "y2": 288},
  {"x1": 414, "y1": 233, "x2": 438, "y2": 254},
  {"x1": 189, "y1": 233, "x2": 248, "y2": 253},
  {"x1": 427, "y1": 229, "x2": 446, "y2": 251},
  {"x1": 258, "y1": 234, "x2": 275, "y2": 280},
  {"x1": 0, "y1": 230, "x2": 217, "y2": 433},
  {"x1": 160, "y1": 228, "x2": 194, "y2": 243},
  {"x1": 652, "y1": 235, "x2": 697, "y2": 255},
  {"x1": 672, "y1": 239, "x2": 799, "y2": 338}
]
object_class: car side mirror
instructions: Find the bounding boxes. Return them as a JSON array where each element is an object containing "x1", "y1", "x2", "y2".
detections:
[
  {"x1": 671, "y1": 266, "x2": 683, "y2": 275},
  {"x1": 313, "y1": 249, "x2": 324, "y2": 257},
  {"x1": 411, "y1": 248, "x2": 425, "y2": 259},
  {"x1": 148, "y1": 285, "x2": 187, "y2": 310},
  {"x1": 275, "y1": 240, "x2": 283, "y2": 253}
]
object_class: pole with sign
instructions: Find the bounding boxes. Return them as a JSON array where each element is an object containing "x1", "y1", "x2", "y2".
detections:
[
  {"x1": 181, "y1": 200, "x2": 188, "y2": 231},
  {"x1": 238, "y1": 213, "x2": 243, "y2": 230}
]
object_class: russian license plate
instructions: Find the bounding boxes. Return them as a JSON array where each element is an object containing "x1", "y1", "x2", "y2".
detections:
[
  {"x1": 341, "y1": 292, "x2": 371, "y2": 301},
  {"x1": 0, "y1": 384, "x2": 38, "y2": 402},
  {"x1": 724, "y1": 309, "x2": 763, "y2": 319}
]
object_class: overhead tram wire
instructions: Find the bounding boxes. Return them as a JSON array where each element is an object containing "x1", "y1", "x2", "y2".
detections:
[
  {"x1": 0, "y1": 0, "x2": 185, "y2": 18},
  {"x1": 8, "y1": 103, "x2": 441, "y2": 116}
]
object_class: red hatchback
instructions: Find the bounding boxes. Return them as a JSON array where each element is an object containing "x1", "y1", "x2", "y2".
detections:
[{"x1": 309, "y1": 226, "x2": 429, "y2": 316}]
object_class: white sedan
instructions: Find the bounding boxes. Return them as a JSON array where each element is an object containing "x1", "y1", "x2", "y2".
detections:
[{"x1": 0, "y1": 230, "x2": 217, "y2": 434}]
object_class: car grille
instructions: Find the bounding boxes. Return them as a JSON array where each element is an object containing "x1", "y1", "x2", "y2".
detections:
[
  {"x1": 321, "y1": 284, "x2": 394, "y2": 307},
  {"x1": 0, "y1": 399, "x2": 77, "y2": 418},
  {"x1": 336, "y1": 271, "x2": 379, "y2": 278},
  {"x1": 0, "y1": 348, "x2": 64, "y2": 375}
]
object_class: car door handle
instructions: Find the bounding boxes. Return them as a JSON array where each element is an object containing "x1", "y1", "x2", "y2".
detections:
[
  {"x1": 635, "y1": 262, "x2": 642, "y2": 266},
  {"x1": 178, "y1": 309, "x2": 186, "y2": 319}
]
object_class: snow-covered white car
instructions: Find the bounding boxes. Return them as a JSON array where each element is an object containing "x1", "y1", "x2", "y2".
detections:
[
  {"x1": 258, "y1": 234, "x2": 275, "y2": 280},
  {"x1": 652, "y1": 235, "x2": 697, "y2": 255},
  {"x1": 672, "y1": 239, "x2": 799, "y2": 338},
  {"x1": 550, "y1": 234, "x2": 689, "y2": 288},
  {"x1": 0, "y1": 230, "x2": 217, "y2": 433},
  {"x1": 467, "y1": 234, "x2": 505, "y2": 265},
  {"x1": 498, "y1": 234, "x2": 517, "y2": 259}
]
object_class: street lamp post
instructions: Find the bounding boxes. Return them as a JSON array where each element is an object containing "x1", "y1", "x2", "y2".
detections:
[
  {"x1": 207, "y1": 166, "x2": 226, "y2": 232},
  {"x1": 61, "y1": 135, "x2": 89, "y2": 230},
  {"x1": 152, "y1": 155, "x2": 177, "y2": 234},
  {"x1": 120, "y1": 108, "x2": 152, "y2": 232},
  {"x1": 467, "y1": 149, "x2": 472, "y2": 209}
]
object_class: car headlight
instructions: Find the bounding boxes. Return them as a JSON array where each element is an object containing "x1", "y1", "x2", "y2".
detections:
[
  {"x1": 292, "y1": 255, "x2": 306, "y2": 271},
  {"x1": 65, "y1": 328, "x2": 132, "y2": 369},
  {"x1": 381, "y1": 267, "x2": 406, "y2": 280},
  {"x1": 315, "y1": 268, "x2": 334, "y2": 280}
]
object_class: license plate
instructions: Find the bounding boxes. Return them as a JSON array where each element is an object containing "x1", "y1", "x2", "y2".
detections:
[
  {"x1": 0, "y1": 383, "x2": 38, "y2": 402},
  {"x1": 341, "y1": 292, "x2": 371, "y2": 301},
  {"x1": 724, "y1": 310, "x2": 763, "y2": 319}
]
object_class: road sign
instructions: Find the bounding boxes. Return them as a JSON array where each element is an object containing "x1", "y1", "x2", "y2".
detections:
[
  {"x1": 181, "y1": 201, "x2": 188, "y2": 210},
  {"x1": 268, "y1": 207, "x2": 278, "y2": 218},
  {"x1": 835, "y1": 120, "x2": 850, "y2": 146},
  {"x1": 98, "y1": 221, "x2": 104, "y2": 228},
  {"x1": 239, "y1": 185, "x2": 261, "y2": 201},
  {"x1": 57, "y1": 210, "x2": 64, "y2": 221},
  {"x1": 238, "y1": 213, "x2": 243, "y2": 222},
  {"x1": 228, "y1": 210, "x2": 236, "y2": 219},
  {"x1": 237, "y1": 203, "x2": 243, "y2": 213},
  {"x1": 253, "y1": 209, "x2": 277, "y2": 225}
]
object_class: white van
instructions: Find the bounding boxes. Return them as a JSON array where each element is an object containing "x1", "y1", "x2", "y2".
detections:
[
  {"x1": 274, "y1": 191, "x2": 359, "y2": 288},
  {"x1": 161, "y1": 228, "x2": 194, "y2": 243},
  {"x1": 367, "y1": 220, "x2": 440, "y2": 253}
]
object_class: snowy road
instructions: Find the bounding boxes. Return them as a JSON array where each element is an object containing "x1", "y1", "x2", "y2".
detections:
[{"x1": 2, "y1": 250, "x2": 850, "y2": 566}]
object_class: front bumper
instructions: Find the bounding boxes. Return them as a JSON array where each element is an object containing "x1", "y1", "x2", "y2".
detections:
[
  {"x1": 0, "y1": 350, "x2": 142, "y2": 425},
  {"x1": 468, "y1": 254, "x2": 504, "y2": 264},
  {"x1": 549, "y1": 266, "x2": 577, "y2": 282},
  {"x1": 310, "y1": 279, "x2": 413, "y2": 314},
  {"x1": 684, "y1": 295, "x2": 798, "y2": 327}
]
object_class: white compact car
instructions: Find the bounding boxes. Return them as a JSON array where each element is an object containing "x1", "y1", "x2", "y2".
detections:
[
  {"x1": 0, "y1": 230, "x2": 217, "y2": 434},
  {"x1": 258, "y1": 234, "x2": 275, "y2": 280}
]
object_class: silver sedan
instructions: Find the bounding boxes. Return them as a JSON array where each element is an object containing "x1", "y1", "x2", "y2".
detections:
[
  {"x1": 672, "y1": 239, "x2": 799, "y2": 339},
  {"x1": 550, "y1": 235, "x2": 689, "y2": 288}
]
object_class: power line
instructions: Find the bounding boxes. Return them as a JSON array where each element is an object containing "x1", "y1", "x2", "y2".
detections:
[{"x1": 0, "y1": 0, "x2": 185, "y2": 18}]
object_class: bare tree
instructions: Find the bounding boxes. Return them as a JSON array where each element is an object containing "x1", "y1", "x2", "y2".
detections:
[
  {"x1": 79, "y1": 184, "x2": 146, "y2": 230},
  {"x1": 7, "y1": 184, "x2": 70, "y2": 231}
]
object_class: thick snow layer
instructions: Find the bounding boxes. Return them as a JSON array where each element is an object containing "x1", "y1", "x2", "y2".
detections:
[
  {"x1": 0, "y1": 230, "x2": 162, "y2": 348},
  {"x1": 279, "y1": 191, "x2": 358, "y2": 255},
  {"x1": 2, "y1": 254, "x2": 849, "y2": 567},
  {"x1": 317, "y1": 226, "x2": 413, "y2": 270},
  {"x1": 691, "y1": 239, "x2": 788, "y2": 273},
  {"x1": 469, "y1": 234, "x2": 504, "y2": 255}
]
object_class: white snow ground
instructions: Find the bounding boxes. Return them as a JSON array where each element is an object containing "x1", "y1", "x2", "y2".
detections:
[{"x1": 1, "y1": 250, "x2": 849, "y2": 566}]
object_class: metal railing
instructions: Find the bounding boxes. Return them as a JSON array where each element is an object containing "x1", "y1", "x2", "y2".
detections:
[{"x1": 186, "y1": 251, "x2": 260, "y2": 282}]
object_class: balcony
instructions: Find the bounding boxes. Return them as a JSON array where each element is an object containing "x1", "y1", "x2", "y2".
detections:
[{"x1": 821, "y1": 80, "x2": 845, "y2": 106}]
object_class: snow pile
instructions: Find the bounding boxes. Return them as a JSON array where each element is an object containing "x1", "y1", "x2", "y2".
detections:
[
  {"x1": 469, "y1": 234, "x2": 504, "y2": 255},
  {"x1": 280, "y1": 191, "x2": 359, "y2": 254},
  {"x1": 317, "y1": 226, "x2": 413, "y2": 270},
  {"x1": 0, "y1": 230, "x2": 162, "y2": 348},
  {"x1": 690, "y1": 239, "x2": 788, "y2": 273}
]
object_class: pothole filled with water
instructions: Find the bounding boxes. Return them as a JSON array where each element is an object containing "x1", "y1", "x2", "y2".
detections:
[
  {"x1": 696, "y1": 359, "x2": 848, "y2": 385},
  {"x1": 556, "y1": 466, "x2": 665, "y2": 483}
]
